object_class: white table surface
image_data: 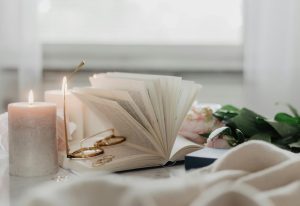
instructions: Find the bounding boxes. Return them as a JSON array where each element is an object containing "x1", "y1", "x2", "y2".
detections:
[{"x1": 0, "y1": 152, "x2": 186, "y2": 206}]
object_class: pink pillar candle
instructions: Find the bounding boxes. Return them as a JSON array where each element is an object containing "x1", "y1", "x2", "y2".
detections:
[{"x1": 8, "y1": 98, "x2": 58, "y2": 177}]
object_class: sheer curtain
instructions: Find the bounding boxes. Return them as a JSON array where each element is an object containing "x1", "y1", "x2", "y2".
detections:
[
  {"x1": 243, "y1": 0, "x2": 300, "y2": 116},
  {"x1": 0, "y1": 0, "x2": 42, "y2": 102}
]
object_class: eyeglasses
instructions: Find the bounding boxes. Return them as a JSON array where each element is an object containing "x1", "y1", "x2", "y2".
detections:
[
  {"x1": 94, "y1": 132, "x2": 126, "y2": 147},
  {"x1": 67, "y1": 128, "x2": 126, "y2": 159},
  {"x1": 92, "y1": 155, "x2": 115, "y2": 167},
  {"x1": 63, "y1": 61, "x2": 126, "y2": 159},
  {"x1": 68, "y1": 147, "x2": 104, "y2": 159}
]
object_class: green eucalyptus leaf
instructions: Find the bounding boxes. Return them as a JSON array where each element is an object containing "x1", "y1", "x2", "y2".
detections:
[
  {"x1": 213, "y1": 105, "x2": 240, "y2": 120},
  {"x1": 255, "y1": 116, "x2": 268, "y2": 125},
  {"x1": 275, "y1": 143, "x2": 291, "y2": 150},
  {"x1": 273, "y1": 136, "x2": 298, "y2": 146},
  {"x1": 267, "y1": 121, "x2": 299, "y2": 137},
  {"x1": 220, "y1": 105, "x2": 240, "y2": 112},
  {"x1": 228, "y1": 108, "x2": 265, "y2": 137},
  {"x1": 289, "y1": 140, "x2": 300, "y2": 148},
  {"x1": 249, "y1": 133, "x2": 272, "y2": 142},
  {"x1": 210, "y1": 103, "x2": 300, "y2": 152},
  {"x1": 275, "y1": 102, "x2": 300, "y2": 117},
  {"x1": 275, "y1": 113, "x2": 300, "y2": 125},
  {"x1": 235, "y1": 129, "x2": 245, "y2": 143},
  {"x1": 288, "y1": 104, "x2": 300, "y2": 118}
]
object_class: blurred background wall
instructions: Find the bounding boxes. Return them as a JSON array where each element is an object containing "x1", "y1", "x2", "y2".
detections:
[{"x1": 0, "y1": 0, "x2": 299, "y2": 117}]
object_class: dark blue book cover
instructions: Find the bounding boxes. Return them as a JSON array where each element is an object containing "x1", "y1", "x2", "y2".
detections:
[{"x1": 185, "y1": 148, "x2": 229, "y2": 170}]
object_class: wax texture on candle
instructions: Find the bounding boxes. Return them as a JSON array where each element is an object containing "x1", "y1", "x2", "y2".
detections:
[{"x1": 8, "y1": 102, "x2": 58, "y2": 177}]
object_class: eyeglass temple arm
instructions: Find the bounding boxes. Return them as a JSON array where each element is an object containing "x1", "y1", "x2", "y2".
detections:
[{"x1": 79, "y1": 128, "x2": 115, "y2": 148}]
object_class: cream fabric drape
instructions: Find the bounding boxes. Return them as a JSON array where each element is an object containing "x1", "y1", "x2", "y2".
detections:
[{"x1": 22, "y1": 141, "x2": 300, "y2": 206}]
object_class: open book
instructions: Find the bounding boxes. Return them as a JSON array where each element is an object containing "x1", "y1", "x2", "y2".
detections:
[{"x1": 62, "y1": 72, "x2": 203, "y2": 173}]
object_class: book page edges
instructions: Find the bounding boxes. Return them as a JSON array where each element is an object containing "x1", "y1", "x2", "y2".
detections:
[{"x1": 169, "y1": 136, "x2": 203, "y2": 162}]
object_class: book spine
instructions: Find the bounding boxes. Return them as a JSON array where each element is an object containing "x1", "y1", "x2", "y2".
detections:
[{"x1": 184, "y1": 156, "x2": 216, "y2": 170}]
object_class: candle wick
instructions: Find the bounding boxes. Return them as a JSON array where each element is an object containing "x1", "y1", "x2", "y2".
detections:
[{"x1": 67, "y1": 60, "x2": 86, "y2": 81}]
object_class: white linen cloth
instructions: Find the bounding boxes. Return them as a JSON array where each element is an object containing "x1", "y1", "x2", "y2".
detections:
[{"x1": 22, "y1": 141, "x2": 300, "y2": 206}]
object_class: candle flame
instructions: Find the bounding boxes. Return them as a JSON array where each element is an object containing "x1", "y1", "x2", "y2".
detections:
[
  {"x1": 28, "y1": 90, "x2": 34, "y2": 104},
  {"x1": 61, "y1": 76, "x2": 68, "y2": 92}
]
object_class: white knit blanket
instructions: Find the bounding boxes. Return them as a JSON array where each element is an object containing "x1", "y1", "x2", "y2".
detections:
[{"x1": 22, "y1": 141, "x2": 300, "y2": 206}]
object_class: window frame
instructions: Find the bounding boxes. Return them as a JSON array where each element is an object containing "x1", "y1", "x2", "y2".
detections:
[{"x1": 43, "y1": 44, "x2": 243, "y2": 71}]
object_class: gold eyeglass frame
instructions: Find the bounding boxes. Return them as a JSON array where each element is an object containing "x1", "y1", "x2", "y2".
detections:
[{"x1": 63, "y1": 61, "x2": 126, "y2": 159}]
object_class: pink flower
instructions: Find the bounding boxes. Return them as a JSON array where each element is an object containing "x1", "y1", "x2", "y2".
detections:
[
  {"x1": 179, "y1": 105, "x2": 224, "y2": 145},
  {"x1": 206, "y1": 135, "x2": 231, "y2": 149}
]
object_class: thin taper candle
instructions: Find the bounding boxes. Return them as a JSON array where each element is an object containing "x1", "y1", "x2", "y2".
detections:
[{"x1": 62, "y1": 77, "x2": 70, "y2": 157}]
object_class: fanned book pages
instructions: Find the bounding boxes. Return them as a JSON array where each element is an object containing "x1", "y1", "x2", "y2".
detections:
[{"x1": 62, "y1": 72, "x2": 203, "y2": 173}]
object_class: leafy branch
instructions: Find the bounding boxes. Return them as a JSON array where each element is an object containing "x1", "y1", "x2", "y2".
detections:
[{"x1": 211, "y1": 104, "x2": 300, "y2": 152}]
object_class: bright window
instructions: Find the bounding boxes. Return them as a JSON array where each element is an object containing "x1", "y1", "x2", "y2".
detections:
[{"x1": 38, "y1": 0, "x2": 243, "y2": 45}]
